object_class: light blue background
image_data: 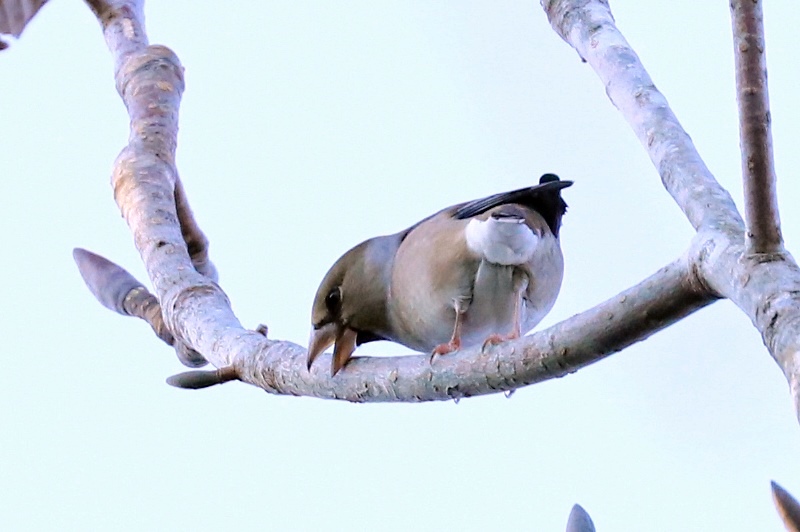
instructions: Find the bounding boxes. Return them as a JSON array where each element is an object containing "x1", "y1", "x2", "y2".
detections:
[{"x1": 2, "y1": 1, "x2": 799, "y2": 530}]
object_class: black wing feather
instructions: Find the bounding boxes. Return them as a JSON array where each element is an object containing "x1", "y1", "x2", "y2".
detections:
[{"x1": 453, "y1": 174, "x2": 572, "y2": 237}]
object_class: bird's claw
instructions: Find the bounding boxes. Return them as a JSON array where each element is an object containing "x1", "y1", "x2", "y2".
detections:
[
  {"x1": 481, "y1": 334, "x2": 504, "y2": 351},
  {"x1": 430, "y1": 341, "x2": 460, "y2": 363},
  {"x1": 481, "y1": 333, "x2": 518, "y2": 353}
]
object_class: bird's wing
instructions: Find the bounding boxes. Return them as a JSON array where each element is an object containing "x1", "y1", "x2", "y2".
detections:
[{"x1": 452, "y1": 178, "x2": 573, "y2": 237}]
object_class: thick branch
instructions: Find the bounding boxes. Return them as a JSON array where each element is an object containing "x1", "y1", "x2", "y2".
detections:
[
  {"x1": 86, "y1": 0, "x2": 238, "y2": 368},
  {"x1": 730, "y1": 0, "x2": 783, "y2": 255},
  {"x1": 85, "y1": 0, "x2": 146, "y2": 70},
  {"x1": 79, "y1": 241, "x2": 716, "y2": 399},
  {"x1": 543, "y1": 0, "x2": 742, "y2": 235},
  {"x1": 230, "y1": 257, "x2": 713, "y2": 401},
  {"x1": 691, "y1": 232, "x2": 800, "y2": 413}
]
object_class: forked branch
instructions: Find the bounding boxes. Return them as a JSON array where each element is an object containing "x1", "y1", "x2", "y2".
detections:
[
  {"x1": 542, "y1": 0, "x2": 800, "y2": 420},
  {"x1": 77, "y1": 0, "x2": 800, "y2": 417},
  {"x1": 77, "y1": 0, "x2": 719, "y2": 401}
]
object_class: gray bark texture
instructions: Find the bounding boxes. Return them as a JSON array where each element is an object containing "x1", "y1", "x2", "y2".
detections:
[{"x1": 71, "y1": 0, "x2": 800, "y2": 419}]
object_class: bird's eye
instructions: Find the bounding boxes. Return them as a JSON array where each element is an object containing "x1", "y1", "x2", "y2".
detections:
[{"x1": 325, "y1": 287, "x2": 342, "y2": 311}]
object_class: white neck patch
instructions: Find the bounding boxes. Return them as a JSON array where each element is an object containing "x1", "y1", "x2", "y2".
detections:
[{"x1": 465, "y1": 216, "x2": 539, "y2": 265}]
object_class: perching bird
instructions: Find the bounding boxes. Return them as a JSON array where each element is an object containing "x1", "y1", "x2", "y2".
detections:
[{"x1": 308, "y1": 174, "x2": 572, "y2": 376}]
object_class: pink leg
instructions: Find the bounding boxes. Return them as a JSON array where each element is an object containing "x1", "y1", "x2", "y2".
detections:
[
  {"x1": 430, "y1": 297, "x2": 469, "y2": 361},
  {"x1": 482, "y1": 282, "x2": 525, "y2": 351}
]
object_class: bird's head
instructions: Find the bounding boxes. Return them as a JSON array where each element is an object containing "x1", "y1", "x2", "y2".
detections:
[
  {"x1": 308, "y1": 251, "x2": 354, "y2": 376},
  {"x1": 308, "y1": 239, "x2": 393, "y2": 376}
]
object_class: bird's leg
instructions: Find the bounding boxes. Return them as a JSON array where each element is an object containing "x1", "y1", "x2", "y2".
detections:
[
  {"x1": 482, "y1": 274, "x2": 528, "y2": 351},
  {"x1": 430, "y1": 296, "x2": 470, "y2": 361}
]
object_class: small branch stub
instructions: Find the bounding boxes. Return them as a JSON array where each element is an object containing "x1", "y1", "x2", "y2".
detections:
[{"x1": 167, "y1": 366, "x2": 239, "y2": 389}]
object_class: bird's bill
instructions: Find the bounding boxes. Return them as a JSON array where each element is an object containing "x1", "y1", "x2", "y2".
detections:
[
  {"x1": 307, "y1": 322, "x2": 338, "y2": 371},
  {"x1": 331, "y1": 328, "x2": 358, "y2": 377},
  {"x1": 307, "y1": 323, "x2": 359, "y2": 376}
]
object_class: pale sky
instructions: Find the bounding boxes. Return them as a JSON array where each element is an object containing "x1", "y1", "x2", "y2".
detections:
[{"x1": 2, "y1": 1, "x2": 799, "y2": 530}]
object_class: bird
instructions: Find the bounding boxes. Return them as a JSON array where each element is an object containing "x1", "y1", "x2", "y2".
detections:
[{"x1": 307, "y1": 173, "x2": 572, "y2": 376}]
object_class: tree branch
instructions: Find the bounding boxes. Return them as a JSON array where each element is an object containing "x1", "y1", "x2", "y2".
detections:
[
  {"x1": 542, "y1": 0, "x2": 800, "y2": 420},
  {"x1": 80, "y1": 0, "x2": 800, "y2": 416},
  {"x1": 83, "y1": 0, "x2": 241, "y2": 370},
  {"x1": 235, "y1": 256, "x2": 711, "y2": 401},
  {"x1": 543, "y1": 0, "x2": 743, "y2": 235},
  {"x1": 730, "y1": 0, "x2": 783, "y2": 255},
  {"x1": 79, "y1": 245, "x2": 714, "y2": 400},
  {"x1": 175, "y1": 178, "x2": 217, "y2": 281},
  {"x1": 79, "y1": 0, "x2": 715, "y2": 402}
]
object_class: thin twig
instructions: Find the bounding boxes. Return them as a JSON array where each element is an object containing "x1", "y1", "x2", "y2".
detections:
[
  {"x1": 730, "y1": 0, "x2": 783, "y2": 255},
  {"x1": 73, "y1": 248, "x2": 207, "y2": 367}
]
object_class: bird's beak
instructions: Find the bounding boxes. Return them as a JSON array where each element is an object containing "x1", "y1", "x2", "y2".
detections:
[
  {"x1": 307, "y1": 323, "x2": 359, "y2": 376},
  {"x1": 307, "y1": 323, "x2": 338, "y2": 371}
]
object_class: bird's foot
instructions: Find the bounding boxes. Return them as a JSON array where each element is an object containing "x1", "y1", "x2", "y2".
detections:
[
  {"x1": 481, "y1": 332, "x2": 519, "y2": 353},
  {"x1": 430, "y1": 340, "x2": 461, "y2": 363}
]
